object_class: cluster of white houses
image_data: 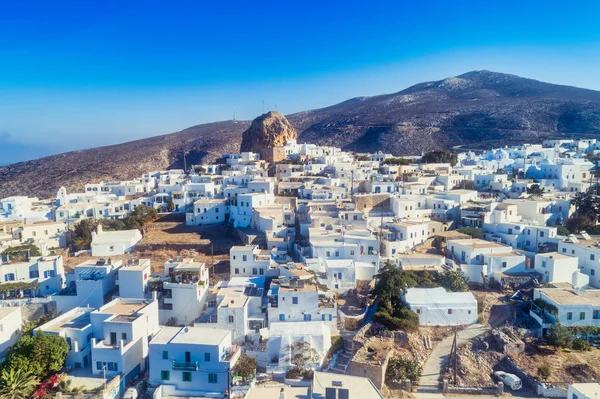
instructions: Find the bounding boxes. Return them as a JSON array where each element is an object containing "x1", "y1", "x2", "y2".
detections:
[{"x1": 0, "y1": 138, "x2": 599, "y2": 397}]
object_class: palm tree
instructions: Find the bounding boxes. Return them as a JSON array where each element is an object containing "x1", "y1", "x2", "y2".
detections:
[{"x1": 0, "y1": 368, "x2": 39, "y2": 399}]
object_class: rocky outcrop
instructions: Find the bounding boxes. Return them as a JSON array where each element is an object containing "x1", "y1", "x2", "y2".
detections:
[{"x1": 239, "y1": 111, "x2": 297, "y2": 153}]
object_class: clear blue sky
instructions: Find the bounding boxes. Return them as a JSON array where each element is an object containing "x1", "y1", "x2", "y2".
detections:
[{"x1": 1, "y1": 0, "x2": 600, "y2": 164}]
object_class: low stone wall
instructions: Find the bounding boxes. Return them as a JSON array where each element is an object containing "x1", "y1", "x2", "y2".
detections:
[
  {"x1": 346, "y1": 348, "x2": 394, "y2": 390},
  {"x1": 337, "y1": 305, "x2": 368, "y2": 328},
  {"x1": 446, "y1": 385, "x2": 498, "y2": 395},
  {"x1": 536, "y1": 382, "x2": 568, "y2": 398}
]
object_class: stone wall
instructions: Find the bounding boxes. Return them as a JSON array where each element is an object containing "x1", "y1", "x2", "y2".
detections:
[
  {"x1": 260, "y1": 147, "x2": 286, "y2": 163},
  {"x1": 22, "y1": 301, "x2": 57, "y2": 323},
  {"x1": 346, "y1": 349, "x2": 393, "y2": 389},
  {"x1": 353, "y1": 194, "x2": 391, "y2": 213},
  {"x1": 536, "y1": 382, "x2": 568, "y2": 398}
]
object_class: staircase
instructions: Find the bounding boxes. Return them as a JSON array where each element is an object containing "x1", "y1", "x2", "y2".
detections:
[{"x1": 330, "y1": 333, "x2": 355, "y2": 374}]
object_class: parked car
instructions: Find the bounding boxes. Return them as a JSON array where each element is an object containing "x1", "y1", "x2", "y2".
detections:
[
  {"x1": 493, "y1": 371, "x2": 522, "y2": 391},
  {"x1": 123, "y1": 387, "x2": 139, "y2": 399}
]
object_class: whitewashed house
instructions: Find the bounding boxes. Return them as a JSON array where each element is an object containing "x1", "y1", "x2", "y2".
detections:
[
  {"x1": 186, "y1": 198, "x2": 227, "y2": 226},
  {"x1": 558, "y1": 234, "x2": 600, "y2": 288},
  {"x1": 230, "y1": 245, "x2": 272, "y2": 278},
  {"x1": 149, "y1": 326, "x2": 240, "y2": 398},
  {"x1": 534, "y1": 252, "x2": 589, "y2": 288},
  {"x1": 403, "y1": 287, "x2": 478, "y2": 326},
  {"x1": 91, "y1": 297, "x2": 160, "y2": 384},
  {"x1": 268, "y1": 321, "x2": 331, "y2": 370},
  {"x1": 91, "y1": 225, "x2": 142, "y2": 256},
  {"x1": 0, "y1": 255, "x2": 65, "y2": 298},
  {"x1": 118, "y1": 258, "x2": 151, "y2": 299}
]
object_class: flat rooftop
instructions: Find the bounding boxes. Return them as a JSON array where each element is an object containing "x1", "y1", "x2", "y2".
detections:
[
  {"x1": 0, "y1": 307, "x2": 20, "y2": 319},
  {"x1": 245, "y1": 386, "x2": 308, "y2": 399},
  {"x1": 536, "y1": 252, "x2": 573, "y2": 260},
  {"x1": 100, "y1": 300, "x2": 146, "y2": 315},
  {"x1": 42, "y1": 310, "x2": 91, "y2": 332},
  {"x1": 537, "y1": 287, "x2": 600, "y2": 305},
  {"x1": 404, "y1": 287, "x2": 476, "y2": 305},
  {"x1": 312, "y1": 371, "x2": 384, "y2": 398},
  {"x1": 448, "y1": 238, "x2": 506, "y2": 249},
  {"x1": 120, "y1": 259, "x2": 150, "y2": 271}
]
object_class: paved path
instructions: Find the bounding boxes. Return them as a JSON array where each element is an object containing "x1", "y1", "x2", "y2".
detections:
[{"x1": 417, "y1": 324, "x2": 490, "y2": 392}]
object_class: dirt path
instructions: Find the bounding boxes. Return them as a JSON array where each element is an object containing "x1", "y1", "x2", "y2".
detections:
[{"x1": 417, "y1": 324, "x2": 490, "y2": 393}]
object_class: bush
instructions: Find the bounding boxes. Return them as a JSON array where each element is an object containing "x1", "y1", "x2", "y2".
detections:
[
  {"x1": 457, "y1": 227, "x2": 484, "y2": 239},
  {"x1": 546, "y1": 324, "x2": 573, "y2": 349},
  {"x1": 386, "y1": 356, "x2": 422, "y2": 383},
  {"x1": 556, "y1": 225, "x2": 570, "y2": 236},
  {"x1": 373, "y1": 307, "x2": 419, "y2": 332},
  {"x1": 285, "y1": 368, "x2": 302, "y2": 379},
  {"x1": 538, "y1": 364, "x2": 551, "y2": 381},
  {"x1": 573, "y1": 338, "x2": 591, "y2": 351}
]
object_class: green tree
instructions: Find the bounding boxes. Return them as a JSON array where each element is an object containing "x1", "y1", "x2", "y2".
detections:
[
  {"x1": 0, "y1": 368, "x2": 38, "y2": 399},
  {"x1": 4, "y1": 332, "x2": 70, "y2": 378},
  {"x1": 70, "y1": 219, "x2": 97, "y2": 251},
  {"x1": 386, "y1": 356, "x2": 422, "y2": 383},
  {"x1": 546, "y1": 323, "x2": 573, "y2": 349},
  {"x1": 573, "y1": 338, "x2": 591, "y2": 351},
  {"x1": 232, "y1": 353, "x2": 257, "y2": 382},
  {"x1": 421, "y1": 150, "x2": 458, "y2": 166},
  {"x1": 457, "y1": 227, "x2": 484, "y2": 239},
  {"x1": 527, "y1": 184, "x2": 545, "y2": 196},
  {"x1": 439, "y1": 270, "x2": 469, "y2": 292},
  {"x1": 100, "y1": 219, "x2": 126, "y2": 231},
  {"x1": 123, "y1": 204, "x2": 158, "y2": 230}
]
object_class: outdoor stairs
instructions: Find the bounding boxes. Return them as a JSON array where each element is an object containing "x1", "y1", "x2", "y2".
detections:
[{"x1": 330, "y1": 333, "x2": 355, "y2": 374}]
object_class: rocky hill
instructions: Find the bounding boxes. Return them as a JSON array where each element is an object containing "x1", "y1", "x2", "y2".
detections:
[
  {"x1": 2, "y1": 70, "x2": 600, "y2": 199},
  {"x1": 240, "y1": 111, "x2": 297, "y2": 153}
]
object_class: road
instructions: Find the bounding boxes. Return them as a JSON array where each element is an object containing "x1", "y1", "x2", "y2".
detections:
[{"x1": 417, "y1": 324, "x2": 490, "y2": 392}]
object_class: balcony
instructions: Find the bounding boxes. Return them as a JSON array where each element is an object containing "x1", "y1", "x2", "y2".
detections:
[{"x1": 172, "y1": 361, "x2": 199, "y2": 371}]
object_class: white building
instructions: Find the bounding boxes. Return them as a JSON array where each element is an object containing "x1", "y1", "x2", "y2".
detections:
[
  {"x1": 567, "y1": 383, "x2": 600, "y2": 399},
  {"x1": 534, "y1": 252, "x2": 589, "y2": 288},
  {"x1": 91, "y1": 225, "x2": 142, "y2": 256},
  {"x1": 91, "y1": 297, "x2": 160, "y2": 384},
  {"x1": 12, "y1": 221, "x2": 67, "y2": 250},
  {"x1": 159, "y1": 258, "x2": 209, "y2": 326},
  {"x1": 558, "y1": 234, "x2": 600, "y2": 288},
  {"x1": 0, "y1": 307, "x2": 22, "y2": 357},
  {"x1": 149, "y1": 326, "x2": 240, "y2": 398},
  {"x1": 531, "y1": 285, "x2": 600, "y2": 336},
  {"x1": 118, "y1": 258, "x2": 151, "y2": 299},
  {"x1": 268, "y1": 321, "x2": 331, "y2": 369},
  {"x1": 186, "y1": 198, "x2": 227, "y2": 226},
  {"x1": 403, "y1": 287, "x2": 478, "y2": 326},
  {"x1": 230, "y1": 245, "x2": 272, "y2": 278},
  {"x1": 267, "y1": 277, "x2": 336, "y2": 330},
  {"x1": 0, "y1": 255, "x2": 64, "y2": 298}
]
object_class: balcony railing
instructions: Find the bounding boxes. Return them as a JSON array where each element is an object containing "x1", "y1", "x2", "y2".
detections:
[{"x1": 172, "y1": 361, "x2": 199, "y2": 371}]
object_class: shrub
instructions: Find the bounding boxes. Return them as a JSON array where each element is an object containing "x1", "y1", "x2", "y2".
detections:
[
  {"x1": 285, "y1": 368, "x2": 302, "y2": 379},
  {"x1": 546, "y1": 324, "x2": 573, "y2": 349},
  {"x1": 386, "y1": 356, "x2": 422, "y2": 383},
  {"x1": 538, "y1": 364, "x2": 551, "y2": 381},
  {"x1": 457, "y1": 227, "x2": 484, "y2": 239},
  {"x1": 573, "y1": 338, "x2": 591, "y2": 351}
]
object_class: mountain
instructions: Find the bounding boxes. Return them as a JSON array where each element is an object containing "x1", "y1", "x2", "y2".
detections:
[{"x1": 2, "y1": 70, "x2": 600, "y2": 199}]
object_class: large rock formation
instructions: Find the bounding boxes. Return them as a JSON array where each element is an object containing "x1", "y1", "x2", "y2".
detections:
[{"x1": 239, "y1": 111, "x2": 297, "y2": 153}]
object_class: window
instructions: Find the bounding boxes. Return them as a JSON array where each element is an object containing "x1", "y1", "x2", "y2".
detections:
[
  {"x1": 502, "y1": 262, "x2": 507, "y2": 268},
  {"x1": 243, "y1": 255, "x2": 247, "y2": 261},
  {"x1": 182, "y1": 372, "x2": 192, "y2": 382},
  {"x1": 228, "y1": 315, "x2": 234, "y2": 323},
  {"x1": 322, "y1": 314, "x2": 332, "y2": 321},
  {"x1": 350, "y1": 250, "x2": 355, "y2": 256},
  {"x1": 447, "y1": 309, "x2": 453, "y2": 314},
  {"x1": 593, "y1": 310, "x2": 600, "y2": 319},
  {"x1": 208, "y1": 373, "x2": 218, "y2": 384},
  {"x1": 122, "y1": 332, "x2": 127, "y2": 341},
  {"x1": 259, "y1": 268, "x2": 264, "y2": 275},
  {"x1": 567, "y1": 312, "x2": 573, "y2": 320},
  {"x1": 468, "y1": 310, "x2": 472, "y2": 314},
  {"x1": 304, "y1": 314, "x2": 311, "y2": 321},
  {"x1": 591, "y1": 254, "x2": 596, "y2": 261},
  {"x1": 542, "y1": 261, "x2": 547, "y2": 268},
  {"x1": 326, "y1": 251, "x2": 331, "y2": 257},
  {"x1": 580, "y1": 312, "x2": 586, "y2": 320},
  {"x1": 335, "y1": 251, "x2": 339, "y2": 257},
  {"x1": 279, "y1": 314, "x2": 285, "y2": 321},
  {"x1": 29, "y1": 270, "x2": 39, "y2": 278},
  {"x1": 32, "y1": 231, "x2": 37, "y2": 237},
  {"x1": 204, "y1": 352, "x2": 210, "y2": 362},
  {"x1": 234, "y1": 268, "x2": 239, "y2": 274},
  {"x1": 592, "y1": 269, "x2": 596, "y2": 276},
  {"x1": 107, "y1": 362, "x2": 117, "y2": 371},
  {"x1": 540, "y1": 232, "x2": 544, "y2": 238},
  {"x1": 96, "y1": 361, "x2": 104, "y2": 370},
  {"x1": 416, "y1": 309, "x2": 421, "y2": 314},
  {"x1": 562, "y1": 248, "x2": 567, "y2": 253},
  {"x1": 4, "y1": 273, "x2": 15, "y2": 281},
  {"x1": 252, "y1": 268, "x2": 257, "y2": 275},
  {"x1": 292, "y1": 297, "x2": 298, "y2": 305}
]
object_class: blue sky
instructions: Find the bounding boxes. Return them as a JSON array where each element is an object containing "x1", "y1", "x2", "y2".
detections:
[{"x1": 1, "y1": 0, "x2": 600, "y2": 164}]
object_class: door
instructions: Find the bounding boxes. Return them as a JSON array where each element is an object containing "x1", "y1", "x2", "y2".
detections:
[
  {"x1": 185, "y1": 352, "x2": 191, "y2": 362},
  {"x1": 110, "y1": 332, "x2": 117, "y2": 346}
]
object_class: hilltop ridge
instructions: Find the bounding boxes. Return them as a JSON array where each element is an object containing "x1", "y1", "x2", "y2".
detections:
[{"x1": 2, "y1": 70, "x2": 600, "y2": 198}]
